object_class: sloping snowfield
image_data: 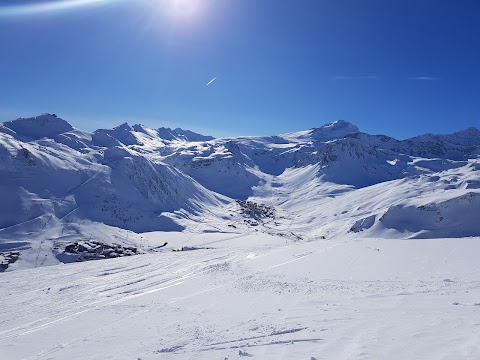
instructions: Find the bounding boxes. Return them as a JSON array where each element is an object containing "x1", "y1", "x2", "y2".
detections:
[{"x1": 2, "y1": 233, "x2": 480, "y2": 359}]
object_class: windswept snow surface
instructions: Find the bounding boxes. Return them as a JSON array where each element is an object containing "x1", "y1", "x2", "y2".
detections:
[
  {"x1": 1, "y1": 235, "x2": 480, "y2": 359},
  {"x1": 1, "y1": 115, "x2": 480, "y2": 358}
]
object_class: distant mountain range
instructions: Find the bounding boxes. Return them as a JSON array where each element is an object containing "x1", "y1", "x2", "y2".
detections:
[{"x1": 1, "y1": 114, "x2": 480, "y2": 270}]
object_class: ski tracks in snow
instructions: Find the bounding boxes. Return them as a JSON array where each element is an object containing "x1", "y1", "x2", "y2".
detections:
[{"x1": 0, "y1": 239, "x2": 342, "y2": 359}]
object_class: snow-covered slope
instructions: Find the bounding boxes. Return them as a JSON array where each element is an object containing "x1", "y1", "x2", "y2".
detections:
[
  {"x1": 0, "y1": 115, "x2": 228, "y2": 270},
  {"x1": 1, "y1": 114, "x2": 480, "y2": 271},
  {"x1": 2, "y1": 114, "x2": 480, "y2": 359},
  {"x1": 2, "y1": 234, "x2": 480, "y2": 359},
  {"x1": 1, "y1": 114, "x2": 74, "y2": 139}
]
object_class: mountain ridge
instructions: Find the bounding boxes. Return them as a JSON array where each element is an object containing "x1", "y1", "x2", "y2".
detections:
[
  {"x1": 1, "y1": 114, "x2": 480, "y2": 271},
  {"x1": 2, "y1": 114, "x2": 479, "y2": 147}
]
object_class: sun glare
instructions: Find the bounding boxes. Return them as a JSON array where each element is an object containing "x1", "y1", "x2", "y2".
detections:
[
  {"x1": 0, "y1": 0, "x2": 123, "y2": 17},
  {"x1": 0, "y1": 0, "x2": 205, "y2": 21},
  {"x1": 167, "y1": 0, "x2": 202, "y2": 19}
]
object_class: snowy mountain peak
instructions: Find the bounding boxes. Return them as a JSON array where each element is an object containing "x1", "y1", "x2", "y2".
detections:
[
  {"x1": 407, "y1": 126, "x2": 480, "y2": 150},
  {"x1": 453, "y1": 127, "x2": 480, "y2": 139},
  {"x1": 157, "y1": 127, "x2": 215, "y2": 142},
  {"x1": 1, "y1": 114, "x2": 74, "y2": 139},
  {"x1": 92, "y1": 123, "x2": 140, "y2": 147},
  {"x1": 309, "y1": 120, "x2": 360, "y2": 141},
  {"x1": 91, "y1": 122, "x2": 215, "y2": 147},
  {"x1": 323, "y1": 119, "x2": 358, "y2": 130},
  {"x1": 131, "y1": 124, "x2": 150, "y2": 134},
  {"x1": 114, "y1": 123, "x2": 132, "y2": 132}
]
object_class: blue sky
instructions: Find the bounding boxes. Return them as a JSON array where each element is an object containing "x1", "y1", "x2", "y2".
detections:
[{"x1": 0, "y1": 0, "x2": 479, "y2": 138}]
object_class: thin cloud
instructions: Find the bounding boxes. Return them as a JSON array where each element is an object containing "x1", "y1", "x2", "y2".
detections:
[
  {"x1": 206, "y1": 77, "x2": 217, "y2": 86},
  {"x1": 411, "y1": 76, "x2": 441, "y2": 81}
]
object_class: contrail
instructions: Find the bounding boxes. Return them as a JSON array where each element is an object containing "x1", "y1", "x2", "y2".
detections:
[{"x1": 206, "y1": 77, "x2": 217, "y2": 87}]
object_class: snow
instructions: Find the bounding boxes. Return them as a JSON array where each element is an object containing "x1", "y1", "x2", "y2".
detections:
[
  {"x1": 1, "y1": 235, "x2": 480, "y2": 359},
  {"x1": 281, "y1": 120, "x2": 359, "y2": 142},
  {"x1": 1, "y1": 114, "x2": 73, "y2": 140},
  {"x1": 1, "y1": 114, "x2": 480, "y2": 358},
  {"x1": 1, "y1": 114, "x2": 479, "y2": 259},
  {"x1": 156, "y1": 126, "x2": 215, "y2": 142}
]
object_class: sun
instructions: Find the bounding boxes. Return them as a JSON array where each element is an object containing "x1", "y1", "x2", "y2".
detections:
[{"x1": 168, "y1": 0, "x2": 201, "y2": 19}]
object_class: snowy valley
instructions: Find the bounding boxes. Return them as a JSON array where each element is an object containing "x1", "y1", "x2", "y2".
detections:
[{"x1": 1, "y1": 114, "x2": 480, "y2": 359}]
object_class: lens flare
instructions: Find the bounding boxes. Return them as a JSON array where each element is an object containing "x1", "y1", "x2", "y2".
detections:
[{"x1": 0, "y1": 0, "x2": 126, "y2": 17}]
